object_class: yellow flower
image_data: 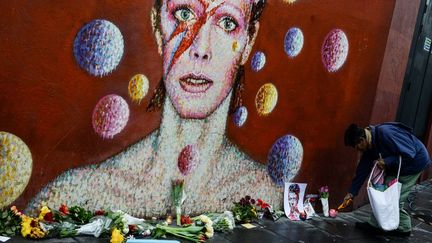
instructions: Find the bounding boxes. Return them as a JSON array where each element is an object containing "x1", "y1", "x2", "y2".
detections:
[
  {"x1": 111, "y1": 228, "x2": 124, "y2": 243},
  {"x1": 205, "y1": 224, "x2": 214, "y2": 238},
  {"x1": 31, "y1": 227, "x2": 45, "y2": 238},
  {"x1": 199, "y1": 215, "x2": 212, "y2": 225},
  {"x1": 21, "y1": 215, "x2": 45, "y2": 239},
  {"x1": 21, "y1": 216, "x2": 32, "y2": 237},
  {"x1": 38, "y1": 206, "x2": 51, "y2": 220},
  {"x1": 252, "y1": 207, "x2": 257, "y2": 217}
]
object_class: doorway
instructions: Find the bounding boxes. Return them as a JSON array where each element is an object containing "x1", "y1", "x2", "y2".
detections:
[{"x1": 397, "y1": 0, "x2": 432, "y2": 140}]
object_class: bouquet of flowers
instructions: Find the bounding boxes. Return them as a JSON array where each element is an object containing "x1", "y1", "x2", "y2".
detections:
[
  {"x1": 0, "y1": 206, "x2": 22, "y2": 236},
  {"x1": 172, "y1": 179, "x2": 186, "y2": 226},
  {"x1": 232, "y1": 196, "x2": 257, "y2": 223},
  {"x1": 319, "y1": 186, "x2": 330, "y2": 217},
  {"x1": 152, "y1": 223, "x2": 207, "y2": 242},
  {"x1": 21, "y1": 215, "x2": 46, "y2": 239},
  {"x1": 204, "y1": 211, "x2": 235, "y2": 233},
  {"x1": 192, "y1": 215, "x2": 214, "y2": 238},
  {"x1": 255, "y1": 199, "x2": 284, "y2": 221},
  {"x1": 319, "y1": 186, "x2": 329, "y2": 199}
]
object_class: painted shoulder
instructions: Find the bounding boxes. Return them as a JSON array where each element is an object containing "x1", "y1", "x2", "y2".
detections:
[{"x1": 25, "y1": 130, "x2": 159, "y2": 215}]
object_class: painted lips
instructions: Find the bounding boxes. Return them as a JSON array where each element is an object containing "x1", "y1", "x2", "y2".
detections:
[{"x1": 179, "y1": 74, "x2": 213, "y2": 93}]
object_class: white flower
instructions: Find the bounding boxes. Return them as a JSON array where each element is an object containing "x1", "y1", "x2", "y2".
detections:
[
  {"x1": 199, "y1": 215, "x2": 211, "y2": 224},
  {"x1": 142, "y1": 229, "x2": 151, "y2": 236},
  {"x1": 205, "y1": 224, "x2": 214, "y2": 238}
]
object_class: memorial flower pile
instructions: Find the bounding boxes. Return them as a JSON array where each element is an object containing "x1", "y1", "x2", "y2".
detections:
[{"x1": 0, "y1": 195, "x2": 278, "y2": 242}]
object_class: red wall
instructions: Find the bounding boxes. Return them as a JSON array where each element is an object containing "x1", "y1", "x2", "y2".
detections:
[{"x1": 0, "y1": 0, "x2": 401, "y2": 210}]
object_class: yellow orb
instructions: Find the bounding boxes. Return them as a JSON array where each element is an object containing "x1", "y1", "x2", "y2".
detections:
[
  {"x1": 128, "y1": 74, "x2": 149, "y2": 103},
  {"x1": 255, "y1": 83, "x2": 278, "y2": 116},
  {"x1": 283, "y1": 0, "x2": 297, "y2": 4},
  {"x1": 0, "y1": 132, "x2": 33, "y2": 208}
]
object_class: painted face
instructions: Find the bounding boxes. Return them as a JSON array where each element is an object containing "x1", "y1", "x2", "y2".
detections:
[
  {"x1": 158, "y1": 0, "x2": 255, "y2": 119},
  {"x1": 288, "y1": 192, "x2": 298, "y2": 207}
]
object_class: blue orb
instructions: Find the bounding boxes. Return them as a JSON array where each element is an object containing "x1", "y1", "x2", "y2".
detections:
[
  {"x1": 233, "y1": 106, "x2": 248, "y2": 127},
  {"x1": 73, "y1": 19, "x2": 124, "y2": 77},
  {"x1": 284, "y1": 27, "x2": 304, "y2": 58},
  {"x1": 251, "y1": 51, "x2": 266, "y2": 72},
  {"x1": 267, "y1": 135, "x2": 303, "y2": 186}
]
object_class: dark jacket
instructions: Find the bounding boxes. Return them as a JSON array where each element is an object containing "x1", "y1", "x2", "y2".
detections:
[{"x1": 349, "y1": 122, "x2": 431, "y2": 196}]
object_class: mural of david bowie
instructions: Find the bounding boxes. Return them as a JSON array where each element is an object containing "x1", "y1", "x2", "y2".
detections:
[{"x1": 27, "y1": 0, "x2": 285, "y2": 217}]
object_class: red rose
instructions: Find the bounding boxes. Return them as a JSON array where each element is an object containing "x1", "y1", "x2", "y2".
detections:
[
  {"x1": 44, "y1": 212, "x2": 54, "y2": 222},
  {"x1": 257, "y1": 199, "x2": 263, "y2": 207},
  {"x1": 180, "y1": 215, "x2": 192, "y2": 225},
  {"x1": 59, "y1": 204, "x2": 69, "y2": 215},
  {"x1": 30, "y1": 219, "x2": 38, "y2": 227},
  {"x1": 94, "y1": 210, "x2": 105, "y2": 216}
]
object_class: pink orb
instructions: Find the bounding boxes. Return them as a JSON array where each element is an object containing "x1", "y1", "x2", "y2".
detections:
[
  {"x1": 329, "y1": 209, "x2": 338, "y2": 218},
  {"x1": 178, "y1": 145, "x2": 199, "y2": 176},
  {"x1": 321, "y1": 29, "x2": 349, "y2": 72},
  {"x1": 92, "y1": 94, "x2": 129, "y2": 139}
]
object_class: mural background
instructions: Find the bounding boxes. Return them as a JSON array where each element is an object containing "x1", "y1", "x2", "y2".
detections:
[{"x1": 0, "y1": 0, "x2": 397, "y2": 210}]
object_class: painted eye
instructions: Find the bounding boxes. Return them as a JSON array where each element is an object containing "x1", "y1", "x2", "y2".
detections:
[
  {"x1": 218, "y1": 17, "x2": 238, "y2": 32},
  {"x1": 174, "y1": 8, "x2": 196, "y2": 23}
]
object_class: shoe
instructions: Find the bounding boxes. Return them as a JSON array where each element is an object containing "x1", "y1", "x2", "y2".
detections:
[
  {"x1": 386, "y1": 229, "x2": 411, "y2": 237},
  {"x1": 355, "y1": 222, "x2": 383, "y2": 234}
]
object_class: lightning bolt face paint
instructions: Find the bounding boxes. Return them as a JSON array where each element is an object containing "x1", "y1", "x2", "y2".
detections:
[{"x1": 158, "y1": 0, "x2": 255, "y2": 119}]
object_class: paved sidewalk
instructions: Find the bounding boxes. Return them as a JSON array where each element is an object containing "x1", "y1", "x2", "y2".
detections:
[
  {"x1": 6, "y1": 179, "x2": 432, "y2": 243},
  {"x1": 208, "y1": 179, "x2": 432, "y2": 243}
]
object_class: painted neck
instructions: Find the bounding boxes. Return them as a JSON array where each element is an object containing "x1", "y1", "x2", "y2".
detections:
[{"x1": 156, "y1": 91, "x2": 232, "y2": 166}]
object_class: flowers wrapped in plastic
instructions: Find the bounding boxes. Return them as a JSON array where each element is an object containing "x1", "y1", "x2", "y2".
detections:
[
  {"x1": 172, "y1": 179, "x2": 186, "y2": 226},
  {"x1": 319, "y1": 186, "x2": 329, "y2": 217},
  {"x1": 204, "y1": 211, "x2": 235, "y2": 233}
]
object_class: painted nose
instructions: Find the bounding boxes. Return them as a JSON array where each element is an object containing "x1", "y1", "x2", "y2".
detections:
[{"x1": 190, "y1": 24, "x2": 212, "y2": 61}]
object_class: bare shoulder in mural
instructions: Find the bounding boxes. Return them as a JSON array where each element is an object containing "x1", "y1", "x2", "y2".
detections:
[{"x1": 27, "y1": 0, "x2": 284, "y2": 217}]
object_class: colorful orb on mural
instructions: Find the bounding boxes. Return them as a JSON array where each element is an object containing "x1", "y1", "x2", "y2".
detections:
[
  {"x1": 267, "y1": 135, "x2": 303, "y2": 186},
  {"x1": 128, "y1": 74, "x2": 149, "y2": 104},
  {"x1": 178, "y1": 145, "x2": 200, "y2": 176},
  {"x1": 233, "y1": 106, "x2": 248, "y2": 127},
  {"x1": 321, "y1": 29, "x2": 349, "y2": 72},
  {"x1": 0, "y1": 132, "x2": 33, "y2": 208},
  {"x1": 92, "y1": 94, "x2": 129, "y2": 139},
  {"x1": 73, "y1": 19, "x2": 124, "y2": 77},
  {"x1": 284, "y1": 27, "x2": 304, "y2": 58},
  {"x1": 251, "y1": 51, "x2": 266, "y2": 72},
  {"x1": 255, "y1": 83, "x2": 278, "y2": 116}
]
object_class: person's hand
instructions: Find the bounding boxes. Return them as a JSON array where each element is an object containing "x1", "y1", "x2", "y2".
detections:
[
  {"x1": 376, "y1": 158, "x2": 385, "y2": 170},
  {"x1": 343, "y1": 193, "x2": 353, "y2": 201},
  {"x1": 338, "y1": 193, "x2": 353, "y2": 211}
]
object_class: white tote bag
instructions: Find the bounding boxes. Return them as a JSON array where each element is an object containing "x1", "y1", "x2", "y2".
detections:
[{"x1": 367, "y1": 156, "x2": 402, "y2": 231}]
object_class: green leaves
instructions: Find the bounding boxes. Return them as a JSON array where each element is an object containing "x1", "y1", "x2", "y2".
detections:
[
  {"x1": 68, "y1": 206, "x2": 93, "y2": 224},
  {"x1": 0, "y1": 209, "x2": 22, "y2": 236},
  {"x1": 151, "y1": 227, "x2": 167, "y2": 239},
  {"x1": 232, "y1": 202, "x2": 258, "y2": 223}
]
